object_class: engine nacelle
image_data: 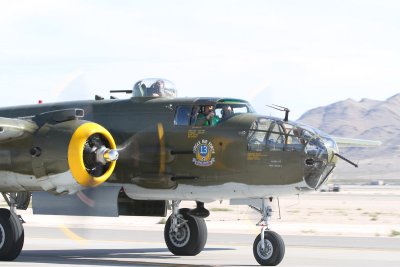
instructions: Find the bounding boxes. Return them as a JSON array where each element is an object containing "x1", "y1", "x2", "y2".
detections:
[{"x1": 31, "y1": 120, "x2": 118, "y2": 194}]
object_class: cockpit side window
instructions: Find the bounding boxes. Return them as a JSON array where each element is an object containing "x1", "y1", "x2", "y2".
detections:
[
  {"x1": 174, "y1": 106, "x2": 192, "y2": 126},
  {"x1": 174, "y1": 106, "x2": 203, "y2": 126},
  {"x1": 188, "y1": 102, "x2": 253, "y2": 127},
  {"x1": 215, "y1": 103, "x2": 252, "y2": 122}
]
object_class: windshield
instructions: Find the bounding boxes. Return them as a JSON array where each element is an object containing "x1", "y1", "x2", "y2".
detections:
[{"x1": 214, "y1": 102, "x2": 253, "y2": 122}]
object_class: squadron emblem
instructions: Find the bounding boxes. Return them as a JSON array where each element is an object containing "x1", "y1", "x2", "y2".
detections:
[{"x1": 193, "y1": 139, "x2": 215, "y2": 167}]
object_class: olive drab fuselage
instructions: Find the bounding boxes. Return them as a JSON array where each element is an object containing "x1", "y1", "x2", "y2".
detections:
[{"x1": 0, "y1": 96, "x2": 338, "y2": 196}]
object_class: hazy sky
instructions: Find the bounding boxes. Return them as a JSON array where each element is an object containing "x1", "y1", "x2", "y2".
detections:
[{"x1": 1, "y1": 0, "x2": 399, "y2": 119}]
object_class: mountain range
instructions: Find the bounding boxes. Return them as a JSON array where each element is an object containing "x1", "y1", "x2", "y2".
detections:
[{"x1": 298, "y1": 93, "x2": 400, "y2": 183}]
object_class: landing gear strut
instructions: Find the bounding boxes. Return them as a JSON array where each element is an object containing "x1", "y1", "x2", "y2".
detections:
[
  {"x1": 164, "y1": 200, "x2": 207, "y2": 256},
  {"x1": 0, "y1": 193, "x2": 25, "y2": 261},
  {"x1": 187, "y1": 201, "x2": 210, "y2": 218},
  {"x1": 252, "y1": 198, "x2": 285, "y2": 266}
]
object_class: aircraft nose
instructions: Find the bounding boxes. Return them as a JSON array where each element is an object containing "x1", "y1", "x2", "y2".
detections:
[{"x1": 303, "y1": 135, "x2": 337, "y2": 190}]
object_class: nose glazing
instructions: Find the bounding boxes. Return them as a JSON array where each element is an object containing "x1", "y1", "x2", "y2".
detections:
[{"x1": 302, "y1": 133, "x2": 338, "y2": 189}]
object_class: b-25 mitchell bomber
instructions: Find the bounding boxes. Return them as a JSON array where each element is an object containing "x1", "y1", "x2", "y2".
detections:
[{"x1": 0, "y1": 78, "x2": 379, "y2": 265}]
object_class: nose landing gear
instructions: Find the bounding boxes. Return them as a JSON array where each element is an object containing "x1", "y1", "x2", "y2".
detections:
[{"x1": 252, "y1": 198, "x2": 285, "y2": 266}]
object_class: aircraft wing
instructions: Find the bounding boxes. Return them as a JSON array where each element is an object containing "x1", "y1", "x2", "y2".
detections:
[
  {"x1": 0, "y1": 117, "x2": 38, "y2": 142},
  {"x1": 333, "y1": 136, "x2": 382, "y2": 148}
]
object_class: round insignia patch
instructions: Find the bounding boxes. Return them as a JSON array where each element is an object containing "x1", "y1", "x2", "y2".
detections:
[{"x1": 193, "y1": 140, "x2": 215, "y2": 167}]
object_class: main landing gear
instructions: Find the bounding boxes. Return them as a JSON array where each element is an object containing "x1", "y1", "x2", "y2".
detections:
[
  {"x1": 164, "y1": 200, "x2": 208, "y2": 256},
  {"x1": 0, "y1": 193, "x2": 27, "y2": 261},
  {"x1": 163, "y1": 199, "x2": 284, "y2": 266},
  {"x1": 252, "y1": 198, "x2": 285, "y2": 266}
]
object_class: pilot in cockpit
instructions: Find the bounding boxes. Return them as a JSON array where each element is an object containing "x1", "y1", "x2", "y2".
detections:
[
  {"x1": 221, "y1": 105, "x2": 233, "y2": 119},
  {"x1": 147, "y1": 80, "x2": 165, "y2": 97},
  {"x1": 196, "y1": 105, "x2": 220, "y2": 126}
]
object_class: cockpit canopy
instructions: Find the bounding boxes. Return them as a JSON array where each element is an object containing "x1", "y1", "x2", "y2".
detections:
[
  {"x1": 133, "y1": 78, "x2": 177, "y2": 98},
  {"x1": 174, "y1": 99, "x2": 255, "y2": 126}
]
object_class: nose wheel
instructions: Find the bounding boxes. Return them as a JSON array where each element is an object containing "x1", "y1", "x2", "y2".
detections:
[
  {"x1": 253, "y1": 230, "x2": 285, "y2": 266},
  {"x1": 251, "y1": 198, "x2": 285, "y2": 266}
]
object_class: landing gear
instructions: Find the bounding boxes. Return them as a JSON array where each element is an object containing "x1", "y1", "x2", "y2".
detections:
[
  {"x1": 0, "y1": 193, "x2": 25, "y2": 261},
  {"x1": 252, "y1": 198, "x2": 285, "y2": 266},
  {"x1": 253, "y1": 231, "x2": 285, "y2": 266},
  {"x1": 164, "y1": 200, "x2": 207, "y2": 256},
  {"x1": 187, "y1": 201, "x2": 210, "y2": 218}
]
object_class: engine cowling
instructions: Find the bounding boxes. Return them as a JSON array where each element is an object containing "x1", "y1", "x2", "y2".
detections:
[
  {"x1": 32, "y1": 120, "x2": 118, "y2": 194},
  {"x1": 68, "y1": 122, "x2": 117, "y2": 186}
]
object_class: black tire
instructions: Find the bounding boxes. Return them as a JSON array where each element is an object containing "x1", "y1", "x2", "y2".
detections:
[
  {"x1": 164, "y1": 208, "x2": 207, "y2": 256},
  {"x1": 253, "y1": 230, "x2": 285, "y2": 266},
  {"x1": 0, "y1": 208, "x2": 24, "y2": 261}
]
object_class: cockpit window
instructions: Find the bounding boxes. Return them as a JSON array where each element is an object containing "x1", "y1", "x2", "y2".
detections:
[
  {"x1": 190, "y1": 102, "x2": 254, "y2": 126},
  {"x1": 215, "y1": 105, "x2": 247, "y2": 120},
  {"x1": 174, "y1": 106, "x2": 191, "y2": 125},
  {"x1": 214, "y1": 102, "x2": 253, "y2": 123},
  {"x1": 174, "y1": 106, "x2": 198, "y2": 126},
  {"x1": 175, "y1": 101, "x2": 254, "y2": 127}
]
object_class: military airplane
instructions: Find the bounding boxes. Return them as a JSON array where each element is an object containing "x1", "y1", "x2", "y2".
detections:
[{"x1": 0, "y1": 78, "x2": 380, "y2": 265}]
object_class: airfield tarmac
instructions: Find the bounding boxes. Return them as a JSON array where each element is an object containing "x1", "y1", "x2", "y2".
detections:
[
  {"x1": 1, "y1": 186, "x2": 400, "y2": 267},
  {"x1": 4, "y1": 227, "x2": 400, "y2": 267}
]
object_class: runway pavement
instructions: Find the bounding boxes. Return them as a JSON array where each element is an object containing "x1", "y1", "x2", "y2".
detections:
[
  {"x1": 2, "y1": 187, "x2": 399, "y2": 266},
  {"x1": 2, "y1": 225, "x2": 400, "y2": 267}
]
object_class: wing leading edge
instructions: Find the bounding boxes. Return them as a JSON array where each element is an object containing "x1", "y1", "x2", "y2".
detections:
[
  {"x1": 0, "y1": 117, "x2": 38, "y2": 143},
  {"x1": 333, "y1": 136, "x2": 382, "y2": 148}
]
